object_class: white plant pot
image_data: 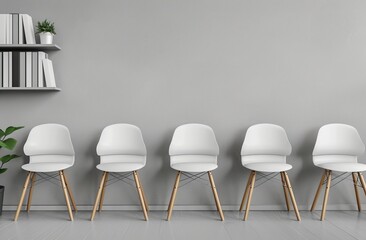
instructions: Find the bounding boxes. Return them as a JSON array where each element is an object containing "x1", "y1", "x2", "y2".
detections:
[{"x1": 39, "y1": 32, "x2": 54, "y2": 44}]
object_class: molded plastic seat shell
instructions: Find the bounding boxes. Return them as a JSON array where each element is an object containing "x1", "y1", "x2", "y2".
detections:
[
  {"x1": 169, "y1": 124, "x2": 219, "y2": 173},
  {"x1": 23, "y1": 124, "x2": 75, "y2": 172}
]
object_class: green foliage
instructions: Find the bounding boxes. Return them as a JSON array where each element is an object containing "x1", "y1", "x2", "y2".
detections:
[
  {"x1": 0, "y1": 126, "x2": 23, "y2": 174},
  {"x1": 36, "y1": 19, "x2": 56, "y2": 35}
]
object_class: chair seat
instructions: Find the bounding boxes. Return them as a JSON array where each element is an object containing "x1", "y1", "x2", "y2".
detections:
[
  {"x1": 96, "y1": 163, "x2": 145, "y2": 172},
  {"x1": 22, "y1": 162, "x2": 72, "y2": 172},
  {"x1": 244, "y1": 163, "x2": 292, "y2": 172},
  {"x1": 171, "y1": 163, "x2": 218, "y2": 172},
  {"x1": 317, "y1": 162, "x2": 366, "y2": 172}
]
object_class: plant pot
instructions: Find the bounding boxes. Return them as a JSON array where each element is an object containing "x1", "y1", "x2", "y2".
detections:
[
  {"x1": 39, "y1": 32, "x2": 54, "y2": 44},
  {"x1": 0, "y1": 186, "x2": 4, "y2": 215}
]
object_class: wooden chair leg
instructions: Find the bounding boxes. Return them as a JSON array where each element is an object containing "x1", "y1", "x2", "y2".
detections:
[
  {"x1": 26, "y1": 173, "x2": 36, "y2": 212},
  {"x1": 135, "y1": 171, "x2": 149, "y2": 211},
  {"x1": 167, "y1": 171, "x2": 181, "y2": 221},
  {"x1": 320, "y1": 170, "x2": 331, "y2": 221},
  {"x1": 352, "y1": 172, "x2": 361, "y2": 211},
  {"x1": 133, "y1": 171, "x2": 149, "y2": 221},
  {"x1": 98, "y1": 172, "x2": 109, "y2": 212},
  {"x1": 59, "y1": 171, "x2": 74, "y2": 221},
  {"x1": 208, "y1": 171, "x2": 225, "y2": 221},
  {"x1": 358, "y1": 172, "x2": 366, "y2": 195},
  {"x1": 62, "y1": 171, "x2": 77, "y2": 212},
  {"x1": 283, "y1": 172, "x2": 301, "y2": 221},
  {"x1": 310, "y1": 170, "x2": 326, "y2": 211},
  {"x1": 239, "y1": 171, "x2": 253, "y2": 211},
  {"x1": 280, "y1": 172, "x2": 290, "y2": 211},
  {"x1": 14, "y1": 172, "x2": 32, "y2": 221},
  {"x1": 244, "y1": 171, "x2": 256, "y2": 221},
  {"x1": 91, "y1": 172, "x2": 107, "y2": 220}
]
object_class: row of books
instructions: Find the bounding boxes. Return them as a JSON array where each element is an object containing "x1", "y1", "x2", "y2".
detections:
[
  {"x1": 0, "y1": 51, "x2": 56, "y2": 88},
  {"x1": 0, "y1": 13, "x2": 36, "y2": 44}
]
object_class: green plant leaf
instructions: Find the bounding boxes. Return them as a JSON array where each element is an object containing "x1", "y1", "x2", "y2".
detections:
[
  {"x1": 0, "y1": 168, "x2": 8, "y2": 174},
  {"x1": 0, "y1": 129, "x2": 4, "y2": 138},
  {"x1": 4, "y1": 126, "x2": 24, "y2": 136},
  {"x1": 0, "y1": 138, "x2": 17, "y2": 150},
  {"x1": 0, "y1": 154, "x2": 19, "y2": 164}
]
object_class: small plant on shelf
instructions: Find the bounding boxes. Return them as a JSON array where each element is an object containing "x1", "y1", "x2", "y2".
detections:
[{"x1": 36, "y1": 19, "x2": 56, "y2": 44}]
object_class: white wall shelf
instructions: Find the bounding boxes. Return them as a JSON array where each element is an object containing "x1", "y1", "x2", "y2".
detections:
[
  {"x1": 0, "y1": 44, "x2": 61, "y2": 51},
  {"x1": 0, "y1": 87, "x2": 61, "y2": 91}
]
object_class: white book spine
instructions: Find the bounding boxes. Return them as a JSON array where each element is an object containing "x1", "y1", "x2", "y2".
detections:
[
  {"x1": 0, "y1": 15, "x2": 6, "y2": 44},
  {"x1": 0, "y1": 52, "x2": 2, "y2": 87},
  {"x1": 19, "y1": 14, "x2": 24, "y2": 44},
  {"x1": 8, "y1": 14, "x2": 12, "y2": 44},
  {"x1": 8, "y1": 52, "x2": 12, "y2": 87},
  {"x1": 23, "y1": 14, "x2": 35, "y2": 44},
  {"x1": 42, "y1": 59, "x2": 56, "y2": 87},
  {"x1": 26, "y1": 52, "x2": 32, "y2": 87},
  {"x1": 32, "y1": 52, "x2": 37, "y2": 87},
  {"x1": 3, "y1": 52, "x2": 8, "y2": 87},
  {"x1": 37, "y1": 52, "x2": 46, "y2": 87}
]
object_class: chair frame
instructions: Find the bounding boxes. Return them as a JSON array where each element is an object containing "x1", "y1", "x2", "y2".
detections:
[
  {"x1": 166, "y1": 170, "x2": 224, "y2": 221},
  {"x1": 90, "y1": 170, "x2": 149, "y2": 221},
  {"x1": 14, "y1": 170, "x2": 77, "y2": 221},
  {"x1": 239, "y1": 170, "x2": 301, "y2": 221},
  {"x1": 310, "y1": 170, "x2": 366, "y2": 220}
]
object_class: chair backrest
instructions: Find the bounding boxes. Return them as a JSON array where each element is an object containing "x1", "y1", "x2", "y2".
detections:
[
  {"x1": 169, "y1": 124, "x2": 219, "y2": 159},
  {"x1": 313, "y1": 124, "x2": 365, "y2": 165},
  {"x1": 97, "y1": 124, "x2": 147, "y2": 164},
  {"x1": 241, "y1": 124, "x2": 292, "y2": 165},
  {"x1": 24, "y1": 124, "x2": 75, "y2": 164}
]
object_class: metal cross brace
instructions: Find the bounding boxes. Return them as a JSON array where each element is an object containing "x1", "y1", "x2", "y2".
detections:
[
  {"x1": 254, "y1": 172, "x2": 281, "y2": 188},
  {"x1": 31, "y1": 172, "x2": 61, "y2": 187},
  {"x1": 106, "y1": 172, "x2": 135, "y2": 188},
  {"x1": 179, "y1": 172, "x2": 210, "y2": 188}
]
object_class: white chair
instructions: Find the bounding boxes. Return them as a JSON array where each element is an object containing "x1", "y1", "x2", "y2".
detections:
[
  {"x1": 167, "y1": 123, "x2": 224, "y2": 221},
  {"x1": 90, "y1": 124, "x2": 149, "y2": 221},
  {"x1": 240, "y1": 124, "x2": 301, "y2": 221},
  {"x1": 14, "y1": 124, "x2": 77, "y2": 221},
  {"x1": 310, "y1": 124, "x2": 366, "y2": 220}
]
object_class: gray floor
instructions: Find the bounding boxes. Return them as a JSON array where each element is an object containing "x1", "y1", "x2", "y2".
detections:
[{"x1": 0, "y1": 210, "x2": 365, "y2": 240}]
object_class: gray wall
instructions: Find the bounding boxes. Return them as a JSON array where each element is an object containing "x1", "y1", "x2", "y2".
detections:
[{"x1": 1, "y1": 0, "x2": 366, "y2": 210}]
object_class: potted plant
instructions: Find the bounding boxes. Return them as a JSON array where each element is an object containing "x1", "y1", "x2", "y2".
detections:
[
  {"x1": 0, "y1": 126, "x2": 23, "y2": 215},
  {"x1": 36, "y1": 19, "x2": 56, "y2": 44}
]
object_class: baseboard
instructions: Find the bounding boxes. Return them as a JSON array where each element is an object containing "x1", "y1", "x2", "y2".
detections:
[{"x1": 3, "y1": 204, "x2": 366, "y2": 211}]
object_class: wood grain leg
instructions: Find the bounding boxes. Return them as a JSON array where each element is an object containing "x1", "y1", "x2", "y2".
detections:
[
  {"x1": 98, "y1": 172, "x2": 109, "y2": 212},
  {"x1": 239, "y1": 171, "x2": 253, "y2": 211},
  {"x1": 135, "y1": 171, "x2": 149, "y2": 211},
  {"x1": 320, "y1": 170, "x2": 331, "y2": 221},
  {"x1": 133, "y1": 171, "x2": 149, "y2": 221},
  {"x1": 59, "y1": 171, "x2": 74, "y2": 221},
  {"x1": 62, "y1": 171, "x2": 77, "y2": 212},
  {"x1": 280, "y1": 172, "x2": 290, "y2": 211},
  {"x1": 167, "y1": 171, "x2": 181, "y2": 221},
  {"x1": 26, "y1": 173, "x2": 36, "y2": 212},
  {"x1": 352, "y1": 172, "x2": 361, "y2": 211},
  {"x1": 244, "y1": 171, "x2": 256, "y2": 221},
  {"x1": 208, "y1": 171, "x2": 225, "y2": 221},
  {"x1": 283, "y1": 172, "x2": 301, "y2": 221},
  {"x1": 358, "y1": 172, "x2": 366, "y2": 195},
  {"x1": 310, "y1": 170, "x2": 326, "y2": 211},
  {"x1": 14, "y1": 172, "x2": 32, "y2": 221},
  {"x1": 91, "y1": 172, "x2": 107, "y2": 220}
]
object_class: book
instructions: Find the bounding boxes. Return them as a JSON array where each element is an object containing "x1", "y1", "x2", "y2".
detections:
[
  {"x1": 0, "y1": 52, "x2": 2, "y2": 87},
  {"x1": 2, "y1": 52, "x2": 9, "y2": 87},
  {"x1": 11, "y1": 51, "x2": 20, "y2": 87},
  {"x1": 22, "y1": 14, "x2": 35, "y2": 44},
  {"x1": 32, "y1": 52, "x2": 37, "y2": 87},
  {"x1": 42, "y1": 59, "x2": 56, "y2": 87},
  {"x1": 12, "y1": 14, "x2": 18, "y2": 44},
  {"x1": 0, "y1": 15, "x2": 7, "y2": 44},
  {"x1": 18, "y1": 14, "x2": 24, "y2": 44},
  {"x1": 17, "y1": 52, "x2": 25, "y2": 87},
  {"x1": 7, "y1": 14, "x2": 12, "y2": 44},
  {"x1": 37, "y1": 52, "x2": 47, "y2": 87},
  {"x1": 8, "y1": 52, "x2": 12, "y2": 87},
  {"x1": 26, "y1": 52, "x2": 32, "y2": 87}
]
